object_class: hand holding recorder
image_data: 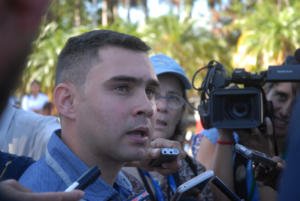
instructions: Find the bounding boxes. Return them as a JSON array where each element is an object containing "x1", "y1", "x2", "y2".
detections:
[
  {"x1": 235, "y1": 144, "x2": 284, "y2": 190},
  {"x1": 129, "y1": 138, "x2": 185, "y2": 175},
  {"x1": 171, "y1": 170, "x2": 214, "y2": 201},
  {"x1": 234, "y1": 144, "x2": 277, "y2": 168},
  {"x1": 171, "y1": 170, "x2": 243, "y2": 201},
  {"x1": 149, "y1": 148, "x2": 179, "y2": 168}
]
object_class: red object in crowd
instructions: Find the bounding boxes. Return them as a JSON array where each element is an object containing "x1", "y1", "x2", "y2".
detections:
[{"x1": 196, "y1": 119, "x2": 203, "y2": 134}]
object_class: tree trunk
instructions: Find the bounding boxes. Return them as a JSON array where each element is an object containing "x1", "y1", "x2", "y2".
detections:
[
  {"x1": 92, "y1": 0, "x2": 98, "y2": 27},
  {"x1": 142, "y1": 0, "x2": 149, "y2": 22},
  {"x1": 124, "y1": 0, "x2": 131, "y2": 23},
  {"x1": 185, "y1": 0, "x2": 195, "y2": 19},
  {"x1": 112, "y1": 0, "x2": 118, "y2": 22},
  {"x1": 102, "y1": 0, "x2": 108, "y2": 26},
  {"x1": 74, "y1": 0, "x2": 81, "y2": 27}
]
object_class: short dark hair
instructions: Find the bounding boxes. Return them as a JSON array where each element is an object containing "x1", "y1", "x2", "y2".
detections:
[
  {"x1": 31, "y1": 79, "x2": 40, "y2": 86},
  {"x1": 55, "y1": 29, "x2": 151, "y2": 86}
]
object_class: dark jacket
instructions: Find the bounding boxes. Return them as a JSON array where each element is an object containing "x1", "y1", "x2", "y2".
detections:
[{"x1": 0, "y1": 151, "x2": 34, "y2": 181}]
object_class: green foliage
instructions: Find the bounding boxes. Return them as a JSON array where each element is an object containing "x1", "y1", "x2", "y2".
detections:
[
  {"x1": 141, "y1": 14, "x2": 233, "y2": 94},
  {"x1": 21, "y1": 23, "x2": 91, "y2": 98},
  {"x1": 46, "y1": 0, "x2": 90, "y2": 28},
  {"x1": 18, "y1": 0, "x2": 300, "y2": 101},
  {"x1": 232, "y1": 1, "x2": 300, "y2": 71}
]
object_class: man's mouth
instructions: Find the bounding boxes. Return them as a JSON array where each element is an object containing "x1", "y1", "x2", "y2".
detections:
[
  {"x1": 127, "y1": 130, "x2": 147, "y2": 137},
  {"x1": 126, "y1": 126, "x2": 149, "y2": 144}
]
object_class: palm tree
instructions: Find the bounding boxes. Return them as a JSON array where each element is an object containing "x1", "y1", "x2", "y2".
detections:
[
  {"x1": 102, "y1": 0, "x2": 109, "y2": 26},
  {"x1": 46, "y1": 0, "x2": 88, "y2": 28},
  {"x1": 232, "y1": 1, "x2": 300, "y2": 71},
  {"x1": 142, "y1": 14, "x2": 232, "y2": 93},
  {"x1": 119, "y1": 0, "x2": 149, "y2": 23}
]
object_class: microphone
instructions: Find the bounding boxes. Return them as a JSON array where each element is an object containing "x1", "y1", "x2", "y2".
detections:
[{"x1": 64, "y1": 166, "x2": 101, "y2": 192}]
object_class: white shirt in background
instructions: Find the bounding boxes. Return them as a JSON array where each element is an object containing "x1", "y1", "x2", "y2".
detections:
[
  {"x1": 21, "y1": 92, "x2": 49, "y2": 112},
  {"x1": 0, "y1": 104, "x2": 61, "y2": 160}
]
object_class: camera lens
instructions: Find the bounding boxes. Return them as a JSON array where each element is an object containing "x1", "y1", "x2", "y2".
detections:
[
  {"x1": 210, "y1": 88, "x2": 262, "y2": 128},
  {"x1": 231, "y1": 103, "x2": 249, "y2": 118}
]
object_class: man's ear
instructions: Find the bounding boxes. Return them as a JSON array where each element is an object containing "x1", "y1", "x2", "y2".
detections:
[{"x1": 54, "y1": 83, "x2": 78, "y2": 120}]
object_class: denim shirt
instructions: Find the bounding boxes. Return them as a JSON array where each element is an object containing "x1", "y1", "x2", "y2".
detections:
[{"x1": 19, "y1": 130, "x2": 134, "y2": 201}]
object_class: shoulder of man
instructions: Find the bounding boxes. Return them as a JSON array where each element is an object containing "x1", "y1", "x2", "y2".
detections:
[{"x1": 18, "y1": 157, "x2": 66, "y2": 192}]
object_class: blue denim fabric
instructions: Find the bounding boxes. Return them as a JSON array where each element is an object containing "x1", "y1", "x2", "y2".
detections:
[{"x1": 19, "y1": 130, "x2": 134, "y2": 201}]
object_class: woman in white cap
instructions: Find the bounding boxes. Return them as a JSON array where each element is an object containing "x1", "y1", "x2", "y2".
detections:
[{"x1": 123, "y1": 54, "x2": 214, "y2": 201}]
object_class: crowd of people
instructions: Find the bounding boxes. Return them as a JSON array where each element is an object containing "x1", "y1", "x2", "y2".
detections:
[{"x1": 0, "y1": 1, "x2": 300, "y2": 201}]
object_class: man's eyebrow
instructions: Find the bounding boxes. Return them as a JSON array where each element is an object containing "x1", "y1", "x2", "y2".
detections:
[
  {"x1": 108, "y1": 75, "x2": 139, "y2": 83},
  {"x1": 106, "y1": 75, "x2": 160, "y2": 87},
  {"x1": 147, "y1": 79, "x2": 160, "y2": 88}
]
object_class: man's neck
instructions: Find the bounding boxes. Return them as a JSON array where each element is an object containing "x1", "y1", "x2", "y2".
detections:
[
  {"x1": 61, "y1": 129, "x2": 123, "y2": 186},
  {"x1": 97, "y1": 160, "x2": 124, "y2": 186}
]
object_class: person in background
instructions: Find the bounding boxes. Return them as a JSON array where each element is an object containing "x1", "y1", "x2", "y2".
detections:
[
  {"x1": 196, "y1": 49, "x2": 300, "y2": 201},
  {"x1": 0, "y1": 103, "x2": 60, "y2": 160},
  {"x1": 21, "y1": 80, "x2": 49, "y2": 114},
  {"x1": 123, "y1": 54, "x2": 214, "y2": 201},
  {"x1": 0, "y1": 0, "x2": 84, "y2": 200}
]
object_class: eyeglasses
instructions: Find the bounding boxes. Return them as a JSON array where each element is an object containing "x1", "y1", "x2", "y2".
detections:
[{"x1": 155, "y1": 94, "x2": 186, "y2": 110}]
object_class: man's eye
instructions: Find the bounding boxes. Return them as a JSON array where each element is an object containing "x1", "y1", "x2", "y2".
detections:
[
  {"x1": 146, "y1": 88, "x2": 156, "y2": 98},
  {"x1": 276, "y1": 92, "x2": 288, "y2": 102},
  {"x1": 114, "y1": 86, "x2": 129, "y2": 93}
]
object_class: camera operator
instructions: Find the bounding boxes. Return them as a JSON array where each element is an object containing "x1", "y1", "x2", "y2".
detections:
[{"x1": 196, "y1": 49, "x2": 300, "y2": 201}]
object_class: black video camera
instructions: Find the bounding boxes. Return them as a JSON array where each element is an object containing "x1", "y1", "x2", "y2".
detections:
[{"x1": 193, "y1": 60, "x2": 300, "y2": 129}]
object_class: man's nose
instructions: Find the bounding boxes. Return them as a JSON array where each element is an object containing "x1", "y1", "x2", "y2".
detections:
[{"x1": 133, "y1": 93, "x2": 155, "y2": 117}]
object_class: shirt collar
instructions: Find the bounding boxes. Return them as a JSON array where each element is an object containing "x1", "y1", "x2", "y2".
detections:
[{"x1": 46, "y1": 130, "x2": 133, "y2": 200}]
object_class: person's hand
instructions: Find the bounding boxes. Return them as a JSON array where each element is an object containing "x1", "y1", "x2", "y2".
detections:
[
  {"x1": 254, "y1": 156, "x2": 285, "y2": 190},
  {"x1": 246, "y1": 117, "x2": 275, "y2": 154},
  {"x1": 0, "y1": 179, "x2": 85, "y2": 201},
  {"x1": 252, "y1": 116, "x2": 274, "y2": 136},
  {"x1": 129, "y1": 138, "x2": 186, "y2": 175},
  {"x1": 218, "y1": 118, "x2": 276, "y2": 159}
]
